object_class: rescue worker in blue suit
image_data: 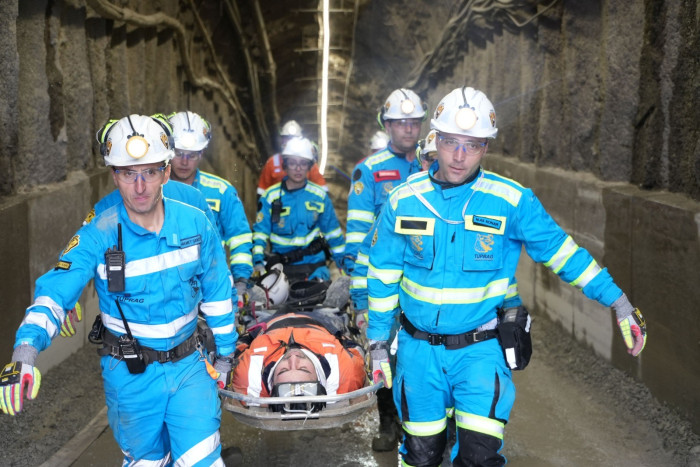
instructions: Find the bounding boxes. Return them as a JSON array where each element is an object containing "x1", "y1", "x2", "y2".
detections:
[
  {"x1": 253, "y1": 137, "x2": 345, "y2": 283},
  {"x1": 344, "y1": 89, "x2": 426, "y2": 276},
  {"x1": 168, "y1": 110, "x2": 253, "y2": 307},
  {"x1": 0, "y1": 115, "x2": 237, "y2": 466},
  {"x1": 367, "y1": 87, "x2": 647, "y2": 467}
]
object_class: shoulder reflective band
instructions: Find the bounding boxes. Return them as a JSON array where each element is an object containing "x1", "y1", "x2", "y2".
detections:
[
  {"x1": 464, "y1": 215, "x2": 506, "y2": 235},
  {"x1": 373, "y1": 170, "x2": 401, "y2": 182},
  {"x1": 394, "y1": 217, "x2": 435, "y2": 235},
  {"x1": 305, "y1": 201, "x2": 325, "y2": 213}
]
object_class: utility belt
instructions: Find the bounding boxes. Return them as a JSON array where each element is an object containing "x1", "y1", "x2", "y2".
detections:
[
  {"x1": 400, "y1": 314, "x2": 498, "y2": 350},
  {"x1": 267, "y1": 237, "x2": 330, "y2": 267},
  {"x1": 97, "y1": 327, "x2": 200, "y2": 367}
]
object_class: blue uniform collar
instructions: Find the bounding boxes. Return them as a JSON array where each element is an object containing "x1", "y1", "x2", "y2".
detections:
[
  {"x1": 281, "y1": 176, "x2": 307, "y2": 193},
  {"x1": 428, "y1": 163, "x2": 483, "y2": 199},
  {"x1": 387, "y1": 143, "x2": 418, "y2": 160}
]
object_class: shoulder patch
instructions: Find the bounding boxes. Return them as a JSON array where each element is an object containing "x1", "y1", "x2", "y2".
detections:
[
  {"x1": 353, "y1": 169, "x2": 362, "y2": 181},
  {"x1": 256, "y1": 211, "x2": 264, "y2": 223},
  {"x1": 353, "y1": 181, "x2": 364, "y2": 195},
  {"x1": 62, "y1": 235, "x2": 80, "y2": 256},
  {"x1": 83, "y1": 208, "x2": 95, "y2": 225},
  {"x1": 54, "y1": 260, "x2": 71, "y2": 271}
]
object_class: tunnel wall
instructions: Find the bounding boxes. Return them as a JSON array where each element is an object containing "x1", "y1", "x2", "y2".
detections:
[{"x1": 0, "y1": 1, "x2": 262, "y2": 368}]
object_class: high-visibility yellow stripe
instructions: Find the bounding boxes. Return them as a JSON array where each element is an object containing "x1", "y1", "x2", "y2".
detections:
[
  {"x1": 569, "y1": 260, "x2": 601, "y2": 289},
  {"x1": 368, "y1": 294, "x2": 399, "y2": 312},
  {"x1": 454, "y1": 411, "x2": 504, "y2": 439},
  {"x1": 226, "y1": 233, "x2": 252, "y2": 249},
  {"x1": 253, "y1": 232, "x2": 268, "y2": 242},
  {"x1": 403, "y1": 418, "x2": 447, "y2": 437},
  {"x1": 325, "y1": 227, "x2": 343, "y2": 240},
  {"x1": 368, "y1": 264, "x2": 403, "y2": 284},
  {"x1": 505, "y1": 282, "x2": 519, "y2": 299},
  {"x1": 305, "y1": 201, "x2": 325, "y2": 213},
  {"x1": 229, "y1": 252, "x2": 252, "y2": 265},
  {"x1": 252, "y1": 245, "x2": 264, "y2": 255},
  {"x1": 348, "y1": 209, "x2": 375, "y2": 223},
  {"x1": 544, "y1": 236, "x2": 578, "y2": 273},
  {"x1": 473, "y1": 178, "x2": 522, "y2": 207},
  {"x1": 206, "y1": 199, "x2": 221, "y2": 212},
  {"x1": 270, "y1": 228, "x2": 321, "y2": 247},
  {"x1": 400, "y1": 276, "x2": 509, "y2": 305}
]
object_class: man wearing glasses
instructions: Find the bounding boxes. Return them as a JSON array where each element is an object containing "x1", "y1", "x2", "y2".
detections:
[
  {"x1": 168, "y1": 111, "x2": 253, "y2": 307},
  {"x1": 367, "y1": 87, "x2": 647, "y2": 466},
  {"x1": 345, "y1": 88, "x2": 427, "y2": 452},
  {"x1": 253, "y1": 137, "x2": 345, "y2": 283},
  {"x1": 0, "y1": 115, "x2": 236, "y2": 465}
]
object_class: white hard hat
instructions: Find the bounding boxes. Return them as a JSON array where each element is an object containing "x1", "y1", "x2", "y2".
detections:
[
  {"x1": 281, "y1": 137, "x2": 315, "y2": 162},
  {"x1": 369, "y1": 131, "x2": 390, "y2": 150},
  {"x1": 280, "y1": 120, "x2": 303, "y2": 137},
  {"x1": 430, "y1": 87, "x2": 497, "y2": 139},
  {"x1": 378, "y1": 88, "x2": 426, "y2": 124},
  {"x1": 97, "y1": 114, "x2": 174, "y2": 166},
  {"x1": 168, "y1": 111, "x2": 212, "y2": 151},
  {"x1": 258, "y1": 264, "x2": 289, "y2": 306},
  {"x1": 416, "y1": 130, "x2": 438, "y2": 166}
]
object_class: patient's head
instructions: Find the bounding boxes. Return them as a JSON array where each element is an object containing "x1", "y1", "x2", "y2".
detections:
[{"x1": 271, "y1": 348, "x2": 318, "y2": 385}]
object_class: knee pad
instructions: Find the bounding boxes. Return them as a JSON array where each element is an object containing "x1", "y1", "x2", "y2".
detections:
[
  {"x1": 401, "y1": 428, "x2": 446, "y2": 467},
  {"x1": 454, "y1": 427, "x2": 505, "y2": 467}
]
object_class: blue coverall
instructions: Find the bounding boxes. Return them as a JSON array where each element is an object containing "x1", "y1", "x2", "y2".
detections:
[
  {"x1": 345, "y1": 146, "x2": 421, "y2": 270},
  {"x1": 367, "y1": 166, "x2": 624, "y2": 466},
  {"x1": 253, "y1": 179, "x2": 345, "y2": 281},
  {"x1": 192, "y1": 169, "x2": 253, "y2": 282},
  {"x1": 14, "y1": 198, "x2": 236, "y2": 465}
]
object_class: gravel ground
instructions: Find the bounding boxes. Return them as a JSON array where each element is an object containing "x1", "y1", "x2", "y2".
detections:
[{"x1": 1, "y1": 313, "x2": 698, "y2": 466}]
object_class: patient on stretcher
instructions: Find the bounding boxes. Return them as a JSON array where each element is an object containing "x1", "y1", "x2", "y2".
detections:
[{"x1": 231, "y1": 307, "x2": 367, "y2": 411}]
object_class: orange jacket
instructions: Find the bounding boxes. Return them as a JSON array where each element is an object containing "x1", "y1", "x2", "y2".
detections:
[
  {"x1": 232, "y1": 313, "x2": 366, "y2": 397},
  {"x1": 257, "y1": 154, "x2": 328, "y2": 195}
]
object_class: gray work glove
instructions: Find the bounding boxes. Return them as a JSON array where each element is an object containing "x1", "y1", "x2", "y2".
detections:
[
  {"x1": 368, "y1": 340, "x2": 392, "y2": 389},
  {"x1": 611, "y1": 294, "x2": 647, "y2": 357},
  {"x1": 0, "y1": 345, "x2": 40, "y2": 416},
  {"x1": 212, "y1": 353, "x2": 236, "y2": 390}
]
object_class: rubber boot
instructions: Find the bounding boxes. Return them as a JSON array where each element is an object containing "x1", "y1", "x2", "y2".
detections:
[{"x1": 371, "y1": 387, "x2": 400, "y2": 452}]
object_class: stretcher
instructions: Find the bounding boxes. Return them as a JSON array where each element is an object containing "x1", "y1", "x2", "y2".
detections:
[{"x1": 219, "y1": 381, "x2": 382, "y2": 431}]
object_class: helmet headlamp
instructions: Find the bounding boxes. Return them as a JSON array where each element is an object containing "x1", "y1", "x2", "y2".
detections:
[
  {"x1": 455, "y1": 107, "x2": 478, "y2": 130},
  {"x1": 180, "y1": 132, "x2": 196, "y2": 149},
  {"x1": 400, "y1": 98, "x2": 416, "y2": 115},
  {"x1": 125, "y1": 135, "x2": 150, "y2": 159}
]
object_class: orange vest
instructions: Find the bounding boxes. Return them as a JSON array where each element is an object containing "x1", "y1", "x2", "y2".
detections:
[
  {"x1": 232, "y1": 314, "x2": 366, "y2": 397},
  {"x1": 257, "y1": 154, "x2": 328, "y2": 195}
]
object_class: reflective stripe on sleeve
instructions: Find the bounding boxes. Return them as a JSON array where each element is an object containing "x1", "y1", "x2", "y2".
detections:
[
  {"x1": 200, "y1": 299, "x2": 233, "y2": 317},
  {"x1": 368, "y1": 264, "x2": 403, "y2": 284},
  {"x1": 226, "y1": 233, "x2": 253, "y2": 250},
  {"x1": 346, "y1": 232, "x2": 368, "y2": 244},
  {"x1": 569, "y1": 260, "x2": 602, "y2": 289},
  {"x1": 368, "y1": 294, "x2": 399, "y2": 312},
  {"x1": 543, "y1": 236, "x2": 578, "y2": 273},
  {"x1": 347, "y1": 210, "x2": 375, "y2": 223}
]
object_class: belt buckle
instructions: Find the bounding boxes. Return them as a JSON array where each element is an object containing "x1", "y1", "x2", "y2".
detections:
[
  {"x1": 471, "y1": 331, "x2": 481, "y2": 343},
  {"x1": 427, "y1": 334, "x2": 443, "y2": 346}
]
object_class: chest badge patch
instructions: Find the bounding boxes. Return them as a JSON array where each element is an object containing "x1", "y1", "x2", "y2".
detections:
[{"x1": 475, "y1": 233, "x2": 494, "y2": 254}]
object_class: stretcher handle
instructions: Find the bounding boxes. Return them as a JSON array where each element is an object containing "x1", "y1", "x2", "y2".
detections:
[{"x1": 219, "y1": 381, "x2": 383, "y2": 405}]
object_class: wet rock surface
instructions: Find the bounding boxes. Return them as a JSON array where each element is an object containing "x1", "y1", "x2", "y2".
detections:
[{"x1": 1, "y1": 312, "x2": 698, "y2": 466}]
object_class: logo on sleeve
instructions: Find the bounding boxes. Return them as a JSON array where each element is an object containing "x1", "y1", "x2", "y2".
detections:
[
  {"x1": 353, "y1": 181, "x2": 364, "y2": 195},
  {"x1": 62, "y1": 235, "x2": 80, "y2": 256}
]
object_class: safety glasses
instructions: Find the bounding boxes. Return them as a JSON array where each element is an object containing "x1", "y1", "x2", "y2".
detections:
[{"x1": 113, "y1": 166, "x2": 166, "y2": 183}]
